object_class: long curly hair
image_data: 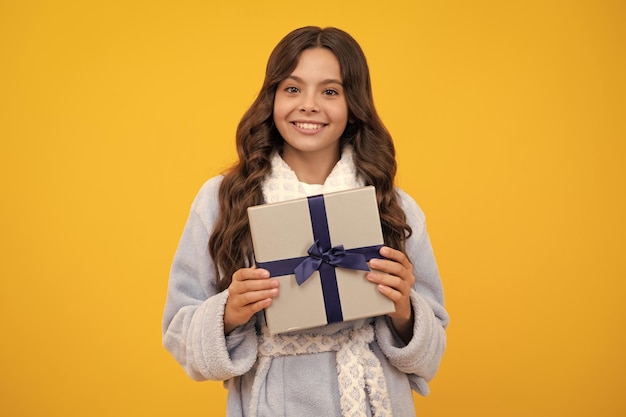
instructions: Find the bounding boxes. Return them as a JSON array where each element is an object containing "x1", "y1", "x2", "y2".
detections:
[{"x1": 209, "y1": 26, "x2": 412, "y2": 291}]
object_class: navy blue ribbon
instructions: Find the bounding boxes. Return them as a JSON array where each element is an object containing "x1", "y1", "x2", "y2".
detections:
[
  {"x1": 294, "y1": 241, "x2": 375, "y2": 285},
  {"x1": 256, "y1": 194, "x2": 384, "y2": 324}
]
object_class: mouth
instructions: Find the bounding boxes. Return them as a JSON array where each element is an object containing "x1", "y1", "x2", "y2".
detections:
[{"x1": 292, "y1": 121, "x2": 327, "y2": 131}]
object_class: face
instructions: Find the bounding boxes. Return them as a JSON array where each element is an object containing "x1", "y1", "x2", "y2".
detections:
[{"x1": 273, "y1": 47, "x2": 348, "y2": 166}]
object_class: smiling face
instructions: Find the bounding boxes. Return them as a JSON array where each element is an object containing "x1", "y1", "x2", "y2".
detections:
[{"x1": 273, "y1": 47, "x2": 349, "y2": 175}]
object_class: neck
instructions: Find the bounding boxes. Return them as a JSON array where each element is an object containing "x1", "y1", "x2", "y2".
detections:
[{"x1": 281, "y1": 147, "x2": 341, "y2": 184}]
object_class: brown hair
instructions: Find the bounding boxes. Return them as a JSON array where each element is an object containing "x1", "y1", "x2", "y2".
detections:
[{"x1": 209, "y1": 26, "x2": 412, "y2": 291}]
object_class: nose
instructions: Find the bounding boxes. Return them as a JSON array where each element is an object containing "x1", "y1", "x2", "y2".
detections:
[{"x1": 299, "y1": 92, "x2": 319, "y2": 113}]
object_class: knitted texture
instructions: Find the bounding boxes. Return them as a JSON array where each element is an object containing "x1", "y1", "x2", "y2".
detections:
[
  {"x1": 249, "y1": 325, "x2": 392, "y2": 417},
  {"x1": 261, "y1": 146, "x2": 364, "y2": 204}
]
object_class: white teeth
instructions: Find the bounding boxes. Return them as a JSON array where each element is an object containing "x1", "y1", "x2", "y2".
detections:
[{"x1": 295, "y1": 122, "x2": 323, "y2": 130}]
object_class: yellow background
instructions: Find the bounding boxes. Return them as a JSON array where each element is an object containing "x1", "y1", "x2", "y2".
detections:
[{"x1": 1, "y1": 0, "x2": 624, "y2": 415}]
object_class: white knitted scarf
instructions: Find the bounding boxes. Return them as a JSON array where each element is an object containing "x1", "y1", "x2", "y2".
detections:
[
  {"x1": 260, "y1": 146, "x2": 364, "y2": 203},
  {"x1": 249, "y1": 147, "x2": 392, "y2": 417}
]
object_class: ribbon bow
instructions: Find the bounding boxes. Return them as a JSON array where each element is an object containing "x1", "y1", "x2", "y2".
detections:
[{"x1": 293, "y1": 240, "x2": 371, "y2": 285}]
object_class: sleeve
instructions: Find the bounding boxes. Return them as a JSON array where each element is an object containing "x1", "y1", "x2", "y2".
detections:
[
  {"x1": 374, "y1": 188, "x2": 449, "y2": 395},
  {"x1": 161, "y1": 177, "x2": 259, "y2": 381}
]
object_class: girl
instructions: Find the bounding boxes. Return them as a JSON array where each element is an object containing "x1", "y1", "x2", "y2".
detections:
[{"x1": 162, "y1": 26, "x2": 448, "y2": 417}]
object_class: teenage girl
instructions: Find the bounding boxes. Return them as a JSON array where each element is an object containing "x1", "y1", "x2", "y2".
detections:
[{"x1": 162, "y1": 26, "x2": 448, "y2": 417}]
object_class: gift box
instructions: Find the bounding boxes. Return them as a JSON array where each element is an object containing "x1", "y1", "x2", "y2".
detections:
[{"x1": 247, "y1": 186, "x2": 395, "y2": 334}]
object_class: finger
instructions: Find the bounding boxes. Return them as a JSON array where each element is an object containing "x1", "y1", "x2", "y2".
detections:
[
  {"x1": 245, "y1": 297, "x2": 274, "y2": 315},
  {"x1": 379, "y1": 246, "x2": 413, "y2": 269},
  {"x1": 232, "y1": 277, "x2": 278, "y2": 295},
  {"x1": 233, "y1": 267, "x2": 270, "y2": 282},
  {"x1": 368, "y1": 273, "x2": 412, "y2": 300},
  {"x1": 367, "y1": 270, "x2": 404, "y2": 289},
  {"x1": 229, "y1": 278, "x2": 279, "y2": 305},
  {"x1": 225, "y1": 296, "x2": 274, "y2": 331},
  {"x1": 236, "y1": 286, "x2": 279, "y2": 307},
  {"x1": 374, "y1": 283, "x2": 403, "y2": 302},
  {"x1": 368, "y1": 257, "x2": 408, "y2": 279}
]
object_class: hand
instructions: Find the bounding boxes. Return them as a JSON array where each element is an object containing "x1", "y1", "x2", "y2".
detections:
[
  {"x1": 224, "y1": 267, "x2": 278, "y2": 335},
  {"x1": 367, "y1": 246, "x2": 415, "y2": 343}
]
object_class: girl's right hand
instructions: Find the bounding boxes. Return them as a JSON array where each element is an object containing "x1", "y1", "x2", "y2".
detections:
[{"x1": 223, "y1": 267, "x2": 278, "y2": 334}]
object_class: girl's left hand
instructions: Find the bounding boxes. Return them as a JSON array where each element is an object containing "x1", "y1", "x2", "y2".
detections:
[{"x1": 367, "y1": 246, "x2": 415, "y2": 343}]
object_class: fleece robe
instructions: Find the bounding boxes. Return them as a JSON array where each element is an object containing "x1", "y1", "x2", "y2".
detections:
[{"x1": 162, "y1": 176, "x2": 448, "y2": 417}]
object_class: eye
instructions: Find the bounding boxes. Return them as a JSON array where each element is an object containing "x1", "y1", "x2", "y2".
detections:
[
  {"x1": 285, "y1": 86, "x2": 300, "y2": 94},
  {"x1": 323, "y1": 89, "x2": 339, "y2": 96}
]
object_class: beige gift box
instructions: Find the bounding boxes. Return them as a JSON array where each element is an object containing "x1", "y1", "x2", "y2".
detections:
[{"x1": 247, "y1": 186, "x2": 395, "y2": 335}]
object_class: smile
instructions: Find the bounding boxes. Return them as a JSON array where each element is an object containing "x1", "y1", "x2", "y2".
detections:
[{"x1": 293, "y1": 122, "x2": 326, "y2": 130}]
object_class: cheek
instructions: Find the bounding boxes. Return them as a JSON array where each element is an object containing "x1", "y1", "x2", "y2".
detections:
[
  {"x1": 333, "y1": 102, "x2": 349, "y2": 124},
  {"x1": 272, "y1": 102, "x2": 288, "y2": 124}
]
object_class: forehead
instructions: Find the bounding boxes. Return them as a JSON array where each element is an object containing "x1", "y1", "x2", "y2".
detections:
[{"x1": 290, "y1": 48, "x2": 342, "y2": 80}]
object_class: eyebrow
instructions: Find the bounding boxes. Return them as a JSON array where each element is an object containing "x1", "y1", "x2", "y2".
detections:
[{"x1": 285, "y1": 75, "x2": 343, "y2": 85}]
